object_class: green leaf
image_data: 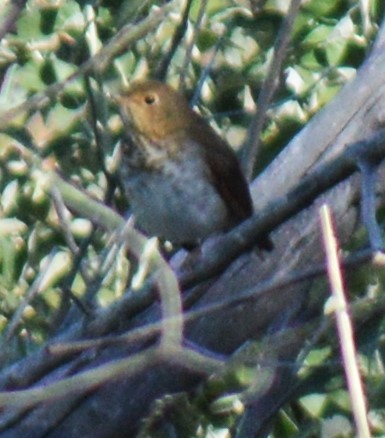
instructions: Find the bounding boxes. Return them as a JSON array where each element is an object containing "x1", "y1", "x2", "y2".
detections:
[
  {"x1": 16, "y1": 7, "x2": 42, "y2": 39},
  {"x1": 303, "y1": 24, "x2": 333, "y2": 45},
  {"x1": 55, "y1": 1, "x2": 84, "y2": 33},
  {"x1": 15, "y1": 60, "x2": 46, "y2": 92},
  {"x1": 302, "y1": 0, "x2": 345, "y2": 17}
]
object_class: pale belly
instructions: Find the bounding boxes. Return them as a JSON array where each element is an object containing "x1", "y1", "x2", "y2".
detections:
[{"x1": 122, "y1": 159, "x2": 230, "y2": 244}]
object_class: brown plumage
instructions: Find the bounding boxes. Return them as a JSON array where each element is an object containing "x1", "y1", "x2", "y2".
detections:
[{"x1": 116, "y1": 80, "x2": 271, "y2": 249}]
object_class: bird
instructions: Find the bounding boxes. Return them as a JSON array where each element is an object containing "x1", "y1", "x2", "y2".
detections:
[{"x1": 115, "y1": 79, "x2": 271, "y2": 249}]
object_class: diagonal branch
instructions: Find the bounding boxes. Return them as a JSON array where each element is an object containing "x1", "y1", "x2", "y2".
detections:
[{"x1": 179, "y1": 128, "x2": 385, "y2": 288}]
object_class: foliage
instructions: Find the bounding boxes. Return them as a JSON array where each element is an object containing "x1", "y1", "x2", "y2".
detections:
[{"x1": 0, "y1": 0, "x2": 384, "y2": 436}]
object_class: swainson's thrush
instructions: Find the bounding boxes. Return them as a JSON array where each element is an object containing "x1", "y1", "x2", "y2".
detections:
[{"x1": 116, "y1": 80, "x2": 271, "y2": 249}]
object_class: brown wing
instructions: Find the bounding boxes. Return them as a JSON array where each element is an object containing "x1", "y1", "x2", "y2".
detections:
[
  {"x1": 188, "y1": 114, "x2": 253, "y2": 222},
  {"x1": 188, "y1": 113, "x2": 273, "y2": 250}
]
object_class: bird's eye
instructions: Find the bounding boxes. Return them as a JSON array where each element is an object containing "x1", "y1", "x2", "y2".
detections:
[{"x1": 144, "y1": 94, "x2": 156, "y2": 105}]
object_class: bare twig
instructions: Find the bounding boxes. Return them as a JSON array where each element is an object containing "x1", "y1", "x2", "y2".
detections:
[
  {"x1": 191, "y1": 32, "x2": 226, "y2": 107},
  {"x1": 179, "y1": 0, "x2": 208, "y2": 91},
  {"x1": 51, "y1": 188, "x2": 82, "y2": 258},
  {"x1": 241, "y1": 0, "x2": 302, "y2": 179},
  {"x1": 3, "y1": 251, "x2": 57, "y2": 341},
  {"x1": 83, "y1": 76, "x2": 112, "y2": 176},
  {"x1": 320, "y1": 204, "x2": 370, "y2": 438},
  {"x1": 50, "y1": 187, "x2": 95, "y2": 319},
  {"x1": 154, "y1": 0, "x2": 194, "y2": 81}
]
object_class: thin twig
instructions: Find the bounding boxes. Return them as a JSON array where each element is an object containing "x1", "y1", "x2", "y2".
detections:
[
  {"x1": 241, "y1": 0, "x2": 302, "y2": 180},
  {"x1": 50, "y1": 187, "x2": 95, "y2": 318},
  {"x1": 84, "y1": 76, "x2": 110, "y2": 175},
  {"x1": 154, "y1": 0, "x2": 194, "y2": 81},
  {"x1": 320, "y1": 204, "x2": 371, "y2": 438},
  {"x1": 3, "y1": 250, "x2": 57, "y2": 341},
  {"x1": 179, "y1": 0, "x2": 208, "y2": 91},
  {"x1": 83, "y1": 74, "x2": 121, "y2": 211},
  {"x1": 51, "y1": 188, "x2": 81, "y2": 257},
  {"x1": 190, "y1": 31, "x2": 226, "y2": 107}
]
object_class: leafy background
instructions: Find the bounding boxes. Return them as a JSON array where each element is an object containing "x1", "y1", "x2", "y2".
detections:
[{"x1": 0, "y1": 0, "x2": 384, "y2": 436}]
